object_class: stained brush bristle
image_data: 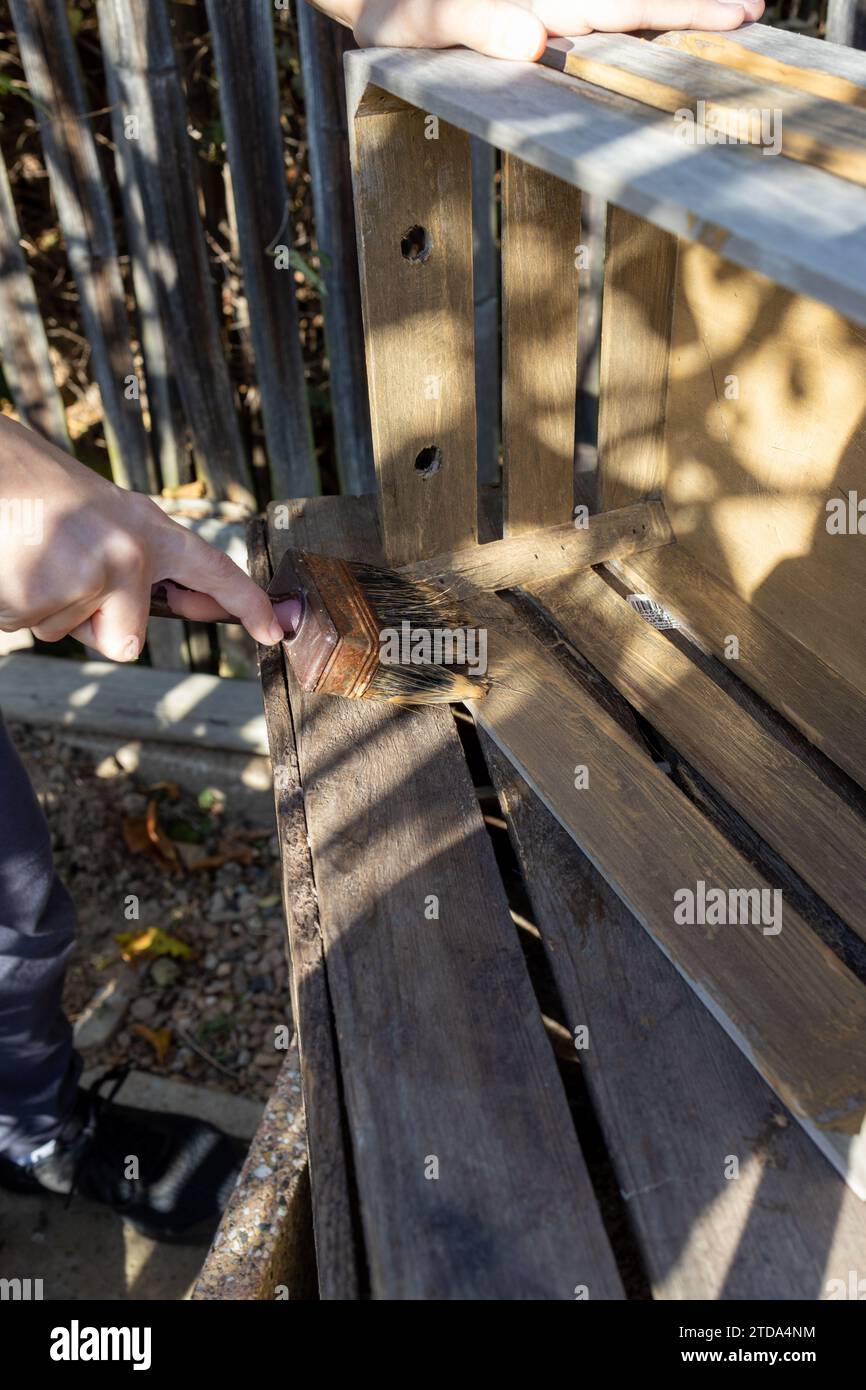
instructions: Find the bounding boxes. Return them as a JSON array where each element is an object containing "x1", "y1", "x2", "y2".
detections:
[{"x1": 346, "y1": 562, "x2": 490, "y2": 704}]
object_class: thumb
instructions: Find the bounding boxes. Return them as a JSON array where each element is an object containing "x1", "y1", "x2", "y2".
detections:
[{"x1": 70, "y1": 586, "x2": 149, "y2": 663}]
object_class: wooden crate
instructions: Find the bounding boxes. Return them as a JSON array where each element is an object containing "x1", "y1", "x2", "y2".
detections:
[{"x1": 255, "y1": 25, "x2": 866, "y2": 1300}]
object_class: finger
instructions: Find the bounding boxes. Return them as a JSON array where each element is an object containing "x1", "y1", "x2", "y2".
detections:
[
  {"x1": 533, "y1": 0, "x2": 757, "y2": 34},
  {"x1": 153, "y1": 582, "x2": 302, "y2": 636},
  {"x1": 70, "y1": 586, "x2": 149, "y2": 663},
  {"x1": 357, "y1": 0, "x2": 547, "y2": 59},
  {"x1": 440, "y1": 0, "x2": 547, "y2": 58},
  {"x1": 30, "y1": 594, "x2": 106, "y2": 645},
  {"x1": 154, "y1": 581, "x2": 235, "y2": 624},
  {"x1": 152, "y1": 526, "x2": 284, "y2": 646}
]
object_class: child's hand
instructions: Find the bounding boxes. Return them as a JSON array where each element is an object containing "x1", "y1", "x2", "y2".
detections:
[
  {"x1": 311, "y1": 0, "x2": 764, "y2": 61},
  {"x1": 0, "y1": 418, "x2": 284, "y2": 662}
]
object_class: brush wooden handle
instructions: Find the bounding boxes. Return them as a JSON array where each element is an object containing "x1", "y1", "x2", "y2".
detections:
[{"x1": 149, "y1": 581, "x2": 302, "y2": 635}]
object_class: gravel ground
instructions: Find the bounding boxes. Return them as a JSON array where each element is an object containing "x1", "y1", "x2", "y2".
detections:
[{"x1": 9, "y1": 721, "x2": 291, "y2": 1101}]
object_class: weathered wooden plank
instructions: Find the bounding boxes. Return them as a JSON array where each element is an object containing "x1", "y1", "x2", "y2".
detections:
[
  {"x1": 530, "y1": 565, "x2": 866, "y2": 940},
  {"x1": 655, "y1": 28, "x2": 866, "y2": 105},
  {"x1": 620, "y1": 537, "x2": 866, "y2": 794},
  {"x1": 194, "y1": 1052, "x2": 315, "y2": 1302},
  {"x1": 296, "y1": 6, "x2": 374, "y2": 496},
  {"x1": 661, "y1": 240, "x2": 866, "y2": 700},
  {"x1": 0, "y1": 147, "x2": 71, "y2": 453},
  {"x1": 101, "y1": 35, "x2": 188, "y2": 493},
  {"x1": 343, "y1": 45, "x2": 866, "y2": 325},
  {"x1": 348, "y1": 85, "x2": 477, "y2": 563},
  {"x1": 597, "y1": 206, "x2": 677, "y2": 511},
  {"x1": 9, "y1": 0, "x2": 153, "y2": 490},
  {"x1": 459, "y1": 583, "x2": 866, "y2": 1194},
  {"x1": 266, "y1": 494, "x2": 623, "y2": 1300},
  {"x1": 145, "y1": 619, "x2": 190, "y2": 672},
  {"x1": 544, "y1": 33, "x2": 866, "y2": 187},
  {"x1": 207, "y1": 0, "x2": 316, "y2": 499},
  {"x1": 248, "y1": 518, "x2": 360, "y2": 1301},
  {"x1": 401, "y1": 499, "x2": 672, "y2": 590},
  {"x1": 724, "y1": 18, "x2": 866, "y2": 81},
  {"x1": 501, "y1": 156, "x2": 579, "y2": 533},
  {"x1": 471, "y1": 137, "x2": 500, "y2": 490},
  {"x1": 482, "y1": 732, "x2": 866, "y2": 1299},
  {"x1": 0, "y1": 653, "x2": 267, "y2": 755},
  {"x1": 826, "y1": 0, "x2": 866, "y2": 50},
  {"x1": 95, "y1": 0, "x2": 254, "y2": 507}
]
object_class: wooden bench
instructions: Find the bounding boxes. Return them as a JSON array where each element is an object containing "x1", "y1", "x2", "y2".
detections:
[{"x1": 252, "y1": 24, "x2": 866, "y2": 1300}]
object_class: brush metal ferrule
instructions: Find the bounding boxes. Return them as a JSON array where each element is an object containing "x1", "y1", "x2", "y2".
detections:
[{"x1": 267, "y1": 549, "x2": 381, "y2": 699}]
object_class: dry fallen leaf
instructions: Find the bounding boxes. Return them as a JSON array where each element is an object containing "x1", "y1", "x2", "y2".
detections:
[
  {"x1": 147, "y1": 780, "x2": 181, "y2": 801},
  {"x1": 114, "y1": 926, "x2": 196, "y2": 963},
  {"x1": 122, "y1": 803, "x2": 181, "y2": 873},
  {"x1": 132, "y1": 1024, "x2": 172, "y2": 1066},
  {"x1": 122, "y1": 817, "x2": 151, "y2": 855},
  {"x1": 146, "y1": 798, "x2": 181, "y2": 871}
]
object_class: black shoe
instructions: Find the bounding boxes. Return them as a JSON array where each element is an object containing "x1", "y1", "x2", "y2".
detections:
[{"x1": 0, "y1": 1066, "x2": 247, "y2": 1243}]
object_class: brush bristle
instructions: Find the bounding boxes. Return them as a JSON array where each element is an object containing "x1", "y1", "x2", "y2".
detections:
[{"x1": 347, "y1": 562, "x2": 489, "y2": 705}]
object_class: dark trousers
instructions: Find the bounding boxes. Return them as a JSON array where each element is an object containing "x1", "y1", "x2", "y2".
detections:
[{"x1": 0, "y1": 717, "x2": 81, "y2": 1158}]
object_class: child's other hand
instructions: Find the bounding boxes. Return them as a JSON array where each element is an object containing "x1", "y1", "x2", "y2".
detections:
[{"x1": 310, "y1": 0, "x2": 765, "y2": 62}]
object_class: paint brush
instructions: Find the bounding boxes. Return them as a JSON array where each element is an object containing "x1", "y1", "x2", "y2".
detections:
[
  {"x1": 151, "y1": 551, "x2": 488, "y2": 703},
  {"x1": 149, "y1": 501, "x2": 672, "y2": 704}
]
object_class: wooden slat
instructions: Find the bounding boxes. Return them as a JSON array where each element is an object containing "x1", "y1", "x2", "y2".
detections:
[
  {"x1": 0, "y1": 146, "x2": 71, "y2": 453},
  {"x1": 501, "y1": 156, "x2": 580, "y2": 533},
  {"x1": 597, "y1": 206, "x2": 677, "y2": 511},
  {"x1": 348, "y1": 87, "x2": 477, "y2": 564},
  {"x1": 544, "y1": 33, "x2": 866, "y2": 188},
  {"x1": 208, "y1": 0, "x2": 317, "y2": 499},
  {"x1": 296, "y1": 6, "x2": 374, "y2": 496},
  {"x1": 825, "y1": 1, "x2": 866, "y2": 50},
  {"x1": 724, "y1": 18, "x2": 866, "y2": 85},
  {"x1": 661, "y1": 240, "x2": 866, "y2": 700},
  {"x1": 10, "y1": 0, "x2": 154, "y2": 490},
  {"x1": 95, "y1": 0, "x2": 254, "y2": 507},
  {"x1": 101, "y1": 35, "x2": 188, "y2": 493},
  {"x1": 343, "y1": 45, "x2": 866, "y2": 326},
  {"x1": 266, "y1": 495, "x2": 623, "y2": 1301},
  {"x1": 0, "y1": 653, "x2": 267, "y2": 755},
  {"x1": 471, "y1": 138, "x2": 500, "y2": 490},
  {"x1": 482, "y1": 733, "x2": 866, "y2": 1298},
  {"x1": 248, "y1": 519, "x2": 359, "y2": 1301},
  {"x1": 655, "y1": 29, "x2": 866, "y2": 107},
  {"x1": 401, "y1": 499, "x2": 672, "y2": 590},
  {"x1": 530, "y1": 565, "x2": 866, "y2": 940},
  {"x1": 459, "y1": 584, "x2": 866, "y2": 1194},
  {"x1": 617, "y1": 542, "x2": 866, "y2": 795}
]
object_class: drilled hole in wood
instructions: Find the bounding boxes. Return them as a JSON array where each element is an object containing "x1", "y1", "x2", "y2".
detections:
[
  {"x1": 414, "y1": 445, "x2": 442, "y2": 477},
  {"x1": 401, "y1": 224, "x2": 432, "y2": 264}
]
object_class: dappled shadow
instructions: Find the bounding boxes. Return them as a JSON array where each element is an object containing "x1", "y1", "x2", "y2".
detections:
[
  {"x1": 5, "y1": 15, "x2": 866, "y2": 1299},
  {"x1": 281, "y1": 45, "x2": 866, "y2": 1299}
]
